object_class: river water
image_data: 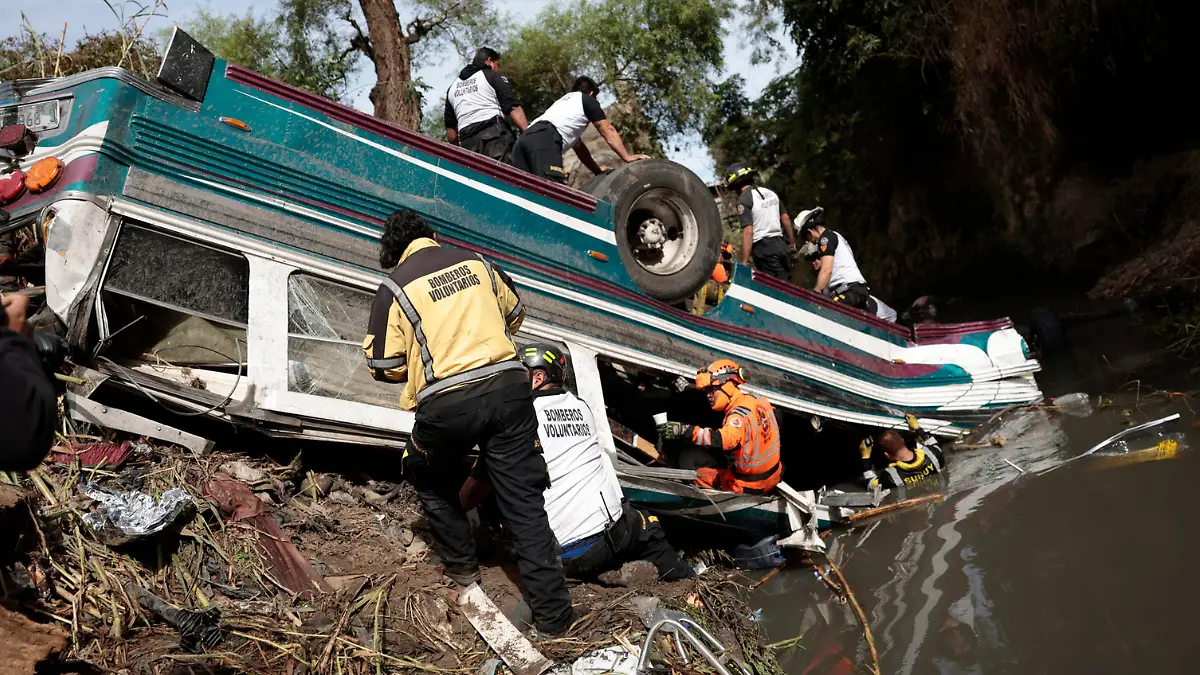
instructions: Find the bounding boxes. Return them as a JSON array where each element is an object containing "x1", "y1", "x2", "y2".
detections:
[{"x1": 754, "y1": 313, "x2": 1200, "y2": 674}]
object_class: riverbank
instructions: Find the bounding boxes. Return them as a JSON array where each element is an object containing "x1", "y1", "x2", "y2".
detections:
[{"x1": 0, "y1": 433, "x2": 778, "y2": 674}]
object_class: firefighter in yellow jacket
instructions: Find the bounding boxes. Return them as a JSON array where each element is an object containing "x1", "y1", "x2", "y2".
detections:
[
  {"x1": 658, "y1": 359, "x2": 784, "y2": 495},
  {"x1": 362, "y1": 210, "x2": 573, "y2": 636}
]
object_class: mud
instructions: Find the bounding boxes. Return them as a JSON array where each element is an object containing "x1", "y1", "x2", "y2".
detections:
[{"x1": 1, "y1": 443, "x2": 768, "y2": 675}]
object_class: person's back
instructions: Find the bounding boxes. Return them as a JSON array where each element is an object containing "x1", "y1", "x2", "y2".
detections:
[
  {"x1": 821, "y1": 230, "x2": 867, "y2": 292},
  {"x1": 367, "y1": 237, "x2": 524, "y2": 409},
  {"x1": 532, "y1": 92, "x2": 594, "y2": 154},
  {"x1": 534, "y1": 389, "x2": 623, "y2": 544},
  {"x1": 444, "y1": 47, "x2": 525, "y2": 162},
  {"x1": 363, "y1": 211, "x2": 572, "y2": 636},
  {"x1": 741, "y1": 187, "x2": 785, "y2": 244}
]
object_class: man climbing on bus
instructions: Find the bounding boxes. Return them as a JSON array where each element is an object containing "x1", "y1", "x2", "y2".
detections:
[
  {"x1": 444, "y1": 47, "x2": 527, "y2": 163},
  {"x1": 859, "y1": 414, "x2": 946, "y2": 489},
  {"x1": 797, "y1": 207, "x2": 875, "y2": 312},
  {"x1": 512, "y1": 76, "x2": 649, "y2": 183},
  {"x1": 459, "y1": 344, "x2": 693, "y2": 582},
  {"x1": 727, "y1": 164, "x2": 796, "y2": 281},
  {"x1": 657, "y1": 359, "x2": 783, "y2": 495}
]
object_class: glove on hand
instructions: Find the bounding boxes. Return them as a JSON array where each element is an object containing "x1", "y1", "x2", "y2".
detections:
[
  {"x1": 905, "y1": 413, "x2": 921, "y2": 431},
  {"x1": 859, "y1": 435, "x2": 874, "y2": 460},
  {"x1": 659, "y1": 421, "x2": 688, "y2": 440}
]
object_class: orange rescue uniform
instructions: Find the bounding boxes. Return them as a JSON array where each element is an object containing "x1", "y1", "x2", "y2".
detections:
[{"x1": 689, "y1": 391, "x2": 782, "y2": 494}]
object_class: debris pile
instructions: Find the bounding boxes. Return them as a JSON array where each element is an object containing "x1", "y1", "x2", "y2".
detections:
[{"x1": 0, "y1": 430, "x2": 781, "y2": 675}]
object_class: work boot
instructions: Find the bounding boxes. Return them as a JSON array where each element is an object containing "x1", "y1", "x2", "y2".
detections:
[
  {"x1": 442, "y1": 565, "x2": 481, "y2": 590},
  {"x1": 528, "y1": 605, "x2": 576, "y2": 640}
]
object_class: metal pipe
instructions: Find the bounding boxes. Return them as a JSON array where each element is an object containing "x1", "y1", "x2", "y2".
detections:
[{"x1": 636, "y1": 617, "x2": 746, "y2": 675}]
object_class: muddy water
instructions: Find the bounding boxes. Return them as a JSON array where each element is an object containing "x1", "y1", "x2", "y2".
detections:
[{"x1": 754, "y1": 314, "x2": 1200, "y2": 674}]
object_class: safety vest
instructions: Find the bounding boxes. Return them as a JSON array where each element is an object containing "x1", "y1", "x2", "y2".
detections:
[
  {"x1": 362, "y1": 238, "x2": 525, "y2": 410},
  {"x1": 725, "y1": 392, "x2": 783, "y2": 491},
  {"x1": 880, "y1": 442, "x2": 945, "y2": 488}
]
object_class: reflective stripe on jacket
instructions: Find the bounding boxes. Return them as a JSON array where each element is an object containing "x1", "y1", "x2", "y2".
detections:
[
  {"x1": 690, "y1": 391, "x2": 782, "y2": 492},
  {"x1": 879, "y1": 442, "x2": 945, "y2": 488},
  {"x1": 362, "y1": 237, "x2": 525, "y2": 410}
]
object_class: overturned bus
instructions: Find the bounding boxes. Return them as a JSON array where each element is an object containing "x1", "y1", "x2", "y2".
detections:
[{"x1": 0, "y1": 30, "x2": 1042, "y2": 541}]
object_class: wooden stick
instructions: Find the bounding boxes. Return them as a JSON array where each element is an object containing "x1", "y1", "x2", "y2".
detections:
[
  {"x1": 750, "y1": 565, "x2": 783, "y2": 590},
  {"x1": 53, "y1": 22, "x2": 66, "y2": 77},
  {"x1": 825, "y1": 556, "x2": 880, "y2": 675},
  {"x1": 846, "y1": 493, "x2": 945, "y2": 523}
]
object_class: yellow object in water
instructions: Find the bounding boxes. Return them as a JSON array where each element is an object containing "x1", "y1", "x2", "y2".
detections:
[{"x1": 1088, "y1": 439, "x2": 1181, "y2": 470}]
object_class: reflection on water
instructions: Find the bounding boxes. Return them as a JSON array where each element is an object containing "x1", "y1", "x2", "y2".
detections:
[{"x1": 755, "y1": 398, "x2": 1200, "y2": 674}]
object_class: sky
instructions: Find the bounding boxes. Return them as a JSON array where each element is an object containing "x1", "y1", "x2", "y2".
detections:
[{"x1": 12, "y1": 0, "x2": 799, "y2": 182}]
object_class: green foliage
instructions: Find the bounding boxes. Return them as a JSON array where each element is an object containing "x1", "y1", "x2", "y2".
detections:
[
  {"x1": 2, "y1": 6, "x2": 163, "y2": 81},
  {"x1": 501, "y1": 0, "x2": 732, "y2": 148},
  {"x1": 183, "y1": 0, "x2": 358, "y2": 101}
]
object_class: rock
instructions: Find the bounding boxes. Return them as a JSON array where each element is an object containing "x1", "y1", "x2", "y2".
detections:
[
  {"x1": 218, "y1": 460, "x2": 269, "y2": 486},
  {"x1": 405, "y1": 537, "x2": 429, "y2": 561},
  {"x1": 299, "y1": 474, "x2": 334, "y2": 498},
  {"x1": 597, "y1": 560, "x2": 659, "y2": 588},
  {"x1": 255, "y1": 491, "x2": 275, "y2": 505},
  {"x1": 380, "y1": 521, "x2": 416, "y2": 548},
  {"x1": 328, "y1": 491, "x2": 357, "y2": 506}
]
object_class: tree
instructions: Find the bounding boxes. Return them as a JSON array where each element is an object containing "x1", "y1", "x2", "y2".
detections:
[
  {"x1": 349, "y1": 0, "x2": 504, "y2": 129},
  {"x1": 501, "y1": 0, "x2": 733, "y2": 151},
  {"x1": 184, "y1": 0, "x2": 358, "y2": 102}
]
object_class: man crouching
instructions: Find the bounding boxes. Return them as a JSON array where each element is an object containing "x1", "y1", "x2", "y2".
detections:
[{"x1": 460, "y1": 343, "x2": 693, "y2": 582}]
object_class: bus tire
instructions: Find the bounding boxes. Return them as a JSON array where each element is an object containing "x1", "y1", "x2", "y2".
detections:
[{"x1": 585, "y1": 159, "x2": 721, "y2": 303}]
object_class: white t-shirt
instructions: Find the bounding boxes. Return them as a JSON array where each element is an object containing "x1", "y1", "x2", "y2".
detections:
[
  {"x1": 530, "y1": 91, "x2": 607, "y2": 150},
  {"x1": 737, "y1": 187, "x2": 786, "y2": 243},
  {"x1": 873, "y1": 295, "x2": 898, "y2": 322},
  {"x1": 446, "y1": 70, "x2": 502, "y2": 129},
  {"x1": 534, "y1": 389, "x2": 623, "y2": 546},
  {"x1": 817, "y1": 230, "x2": 867, "y2": 292}
]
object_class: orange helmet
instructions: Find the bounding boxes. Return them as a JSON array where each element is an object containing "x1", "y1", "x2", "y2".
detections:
[
  {"x1": 695, "y1": 359, "x2": 745, "y2": 411},
  {"x1": 720, "y1": 241, "x2": 734, "y2": 258}
]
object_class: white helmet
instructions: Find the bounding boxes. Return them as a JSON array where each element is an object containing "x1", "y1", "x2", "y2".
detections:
[{"x1": 795, "y1": 206, "x2": 825, "y2": 234}]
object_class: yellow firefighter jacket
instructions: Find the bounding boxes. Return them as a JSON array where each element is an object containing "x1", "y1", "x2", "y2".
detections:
[{"x1": 362, "y1": 238, "x2": 526, "y2": 410}]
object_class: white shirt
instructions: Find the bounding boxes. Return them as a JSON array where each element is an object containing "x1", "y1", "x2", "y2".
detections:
[
  {"x1": 533, "y1": 389, "x2": 623, "y2": 546},
  {"x1": 446, "y1": 70, "x2": 502, "y2": 129},
  {"x1": 873, "y1": 295, "x2": 898, "y2": 322},
  {"x1": 818, "y1": 230, "x2": 867, "y2": 292},
  {"x1": 737, "y1": 187, "x2": 785, "y2": 243},
  {"x1": 530, "y1": 92, "x2": 606, "y2": 151}
]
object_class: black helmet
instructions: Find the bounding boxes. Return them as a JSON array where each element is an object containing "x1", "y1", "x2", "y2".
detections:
[
  {"x1": 520, "y1": 343, "x2": 567, "y2": 384},
  {"x1": 725, "y1": 163, "x2": 756, "y2": 188}
]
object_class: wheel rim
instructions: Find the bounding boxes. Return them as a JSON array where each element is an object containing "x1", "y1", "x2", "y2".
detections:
[{"x1": 625, "y1": 188, "x2": 699, "y2": 276}]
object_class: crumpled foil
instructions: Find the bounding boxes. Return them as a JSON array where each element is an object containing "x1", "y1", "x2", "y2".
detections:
[{"x1": 81, "y1": 483, "x2": 195, "y2": 545}]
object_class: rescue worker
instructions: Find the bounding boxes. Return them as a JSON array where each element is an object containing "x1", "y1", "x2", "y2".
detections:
[
  {"x1": 859, "y1": 414, "x2": 946, "y2": 489},
  {"x1": 657, "y1": 359, "x2": 783, "y2": 495},
  {"x1": 692, "y1": 242, "x2": 735, "y2": 313},
  {"x1": 361, "y1": 210, "x2": 573, "y2": 636},
  {"x1": 444, "y1": 47, "x2": 528, "y2": 163},
  {"x1": 797, "y1": 207, "x2": 874, "y2": 311},
  {"x1": 0, "y1": 293, "x2": 56, "y2": 471},
  {"x1": 726, "y1": 164, "x2": 797, "y2": 280},
  {"x1": 460, "y1": 344, "x2": 693, "y2": 581},
  {"x1": 802, "y1": 246, "x2": 897, "y2": 322},
  {"x1": 512, "y1": 76, "x2": 649, "y2": 183}
]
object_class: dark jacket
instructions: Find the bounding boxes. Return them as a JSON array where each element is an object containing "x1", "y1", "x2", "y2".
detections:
[{"x1": 0, "y1": 327, "x2": 56, "y2": 471}]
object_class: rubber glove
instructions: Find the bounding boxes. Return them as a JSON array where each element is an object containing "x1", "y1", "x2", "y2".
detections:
[
  {"x1": 859, "y1": 435, "x2": 874, "y2": 460},
  {"x1": 659, "y1": 421, "x2": 688, "y2": 440},
  {"x1": 905, "y1": 413, "x2": 921, "y2": 431}
]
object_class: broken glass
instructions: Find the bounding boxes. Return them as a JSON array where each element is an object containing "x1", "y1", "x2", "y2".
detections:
[{"x1": 287, "y1": 273, "x2": 398, "y2": 407}]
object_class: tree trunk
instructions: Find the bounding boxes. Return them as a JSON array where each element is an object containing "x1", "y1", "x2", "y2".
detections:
[{"x1": 358, "y1": 0, "x2": 422, "y2": 128}]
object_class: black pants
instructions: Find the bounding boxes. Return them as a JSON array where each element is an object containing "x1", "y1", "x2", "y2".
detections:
[
  {"x1": 512, "y1": 121, "x2": 567, "y2": 183},
  {"x1": 407, "y1": 373, "x2": 573, "y2": 634},
  {"x1": 831, "y1": 281, "x2": 873, "y2": 312},
  {"x1": 751, "y1": 236, "x2": 793, "y2": 280},
  {"x1": 459, "y1": 117, "x2": 515, "y2": 164},
  {"x1": 562, "y1": 503, "x2": 694, "y2": 582}
]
